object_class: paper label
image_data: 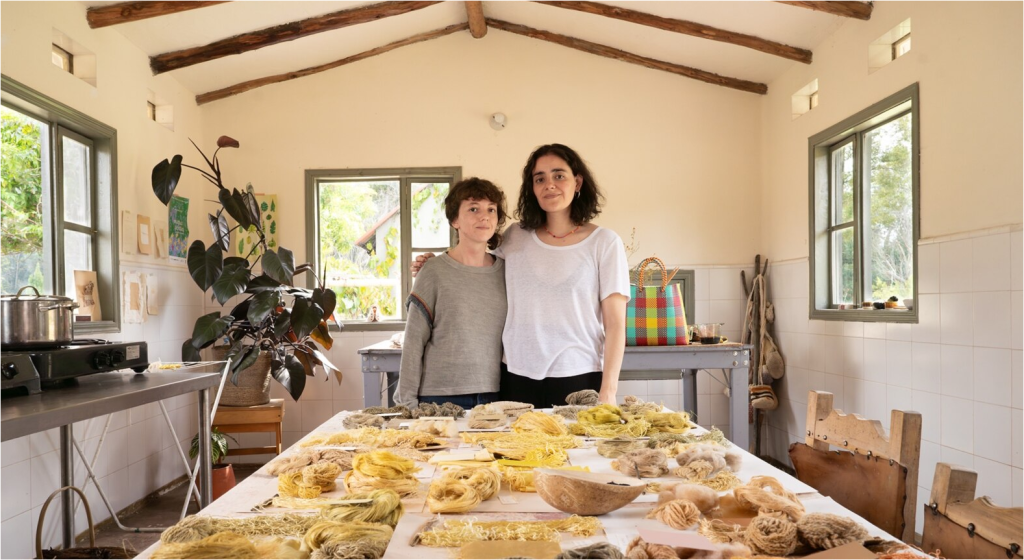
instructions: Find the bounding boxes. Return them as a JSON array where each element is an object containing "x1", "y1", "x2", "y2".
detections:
[{"x1": 497, "y1": 494, "x2": 518, "y2": 505}]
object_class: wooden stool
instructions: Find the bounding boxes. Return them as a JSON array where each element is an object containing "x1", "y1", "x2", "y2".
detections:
[{"x1": 213, "y1": 399, "x2": 285, "y2": 457}]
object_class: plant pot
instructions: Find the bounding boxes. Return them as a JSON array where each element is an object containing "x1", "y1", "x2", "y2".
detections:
[
  {"x1": 212, "y1": 347, "x2": 272, "y2": 406},
  {"x1": 200, "y1": 463, "x2": 236, "y2": 501}
]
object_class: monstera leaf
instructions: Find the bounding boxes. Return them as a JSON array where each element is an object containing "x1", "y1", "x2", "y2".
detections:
[
  {"x1": 190, "y1": 312, "x2": 233, "y2": 350},
  {"x1": 262, "y1": 248, "x2": 294, "y2": 285},
  {"x1": 272, "y1": 354, "x2": 306, "y2": 401},
  {"x1": 187, "y1": 241, "x2": 223, "y2": 292}
]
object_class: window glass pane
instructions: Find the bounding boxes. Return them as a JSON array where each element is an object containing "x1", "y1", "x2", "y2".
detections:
[
  {"x1": 1, "y1": 107, "x2": 50, "y2": 294},
  {"x1": 63, "y1": 230, "x2": 93, "y2": 298},
  {"x1": 865, "y1": 113, "x2": 913, "y2": 302},
  {"x1": 832, "y1": 228, "x2": 855, "y2": 305},
  {"x1": 411, "y1": 182, "x2": 450, "y2": 248},
  {"x1": 63, "y1": 135, "x2": 92, "y2": 227},
  {"x1": 318, "y1": 180, "x2": 402, "y2": 321},
  {"x1": 832, "y1": 142, "x2": 854, "y2": 224}
]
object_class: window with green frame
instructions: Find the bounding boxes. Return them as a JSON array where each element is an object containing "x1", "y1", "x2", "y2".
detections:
[
  {"x1": 305, "y1": 167, "x2": 459, "y2": 330},
  {"x1": 809, "y1": 83, "x2": 919, "y2": 322}
]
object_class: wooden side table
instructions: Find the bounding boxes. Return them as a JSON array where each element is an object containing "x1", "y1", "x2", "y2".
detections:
[{"x1": 213, "y1": 398, "x2": 285, "y2": 457}]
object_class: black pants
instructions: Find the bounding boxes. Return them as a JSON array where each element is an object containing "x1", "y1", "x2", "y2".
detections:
[{"x1": 498, "y1": 364, "x2": 602, "y2": 408}]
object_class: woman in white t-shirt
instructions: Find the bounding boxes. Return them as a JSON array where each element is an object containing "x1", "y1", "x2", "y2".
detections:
[{"x1": 414, "y1": 144, "x2": 630, "y2": 407}]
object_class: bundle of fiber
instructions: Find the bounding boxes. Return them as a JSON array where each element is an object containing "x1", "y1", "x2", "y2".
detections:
[{"x1": 511, "y1": 411, "x2": 569, "y2": 436}]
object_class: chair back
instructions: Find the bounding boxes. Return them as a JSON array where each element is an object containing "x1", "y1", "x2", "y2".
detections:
[
  {"x1": 921, "y1": 463, "x2": 1023, "y2": 559},
  {"x1": 788, "y1": 390, "x2": 921, "y2": 543}
]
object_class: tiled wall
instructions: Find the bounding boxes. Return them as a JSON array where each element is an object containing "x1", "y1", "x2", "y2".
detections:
[
  {"x1": 1, "y1": 263, "x2": 205, "y2": 559},
  {"x1": 762, "y1": 227, "x2": 1023, "y2": 538},
  {"x1": 225, "y1": 264, "x2": 753, "y2": 460}
]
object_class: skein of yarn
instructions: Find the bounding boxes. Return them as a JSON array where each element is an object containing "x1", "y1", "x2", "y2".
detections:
[
  {"x1": 565, "y1": 389, "x2": 600, "y2": 406},
  {"x1": 556, "y1": 541, "x2": 625, "y2": 559},
  {"x1": 657, "y1": 482, "x2": 719, "y2": 513},
  {"x1": 611, "y1": 448, "x2": 669, "y2": 478},
  {"x1": 343, "y1": 412, "x2": 386, "y2": 430},
  {"x1": 512, "y1": 411, "x2": 568, "y2": 436},
  {"x1": 320, "y1": 489, "x2": 404, "y2": 527},
  {"x1": 733, "y1": 476, "x2": 805, "y2": 521},
  {"x1": 646, "y1": 499, "x2": 701, "y2": 530},
  {"x1": 745, "y1": 515, "x2": 798, "y2": 557},
  {"x1": 797, "y1": 512, "x2": 869, "y2": 550}
]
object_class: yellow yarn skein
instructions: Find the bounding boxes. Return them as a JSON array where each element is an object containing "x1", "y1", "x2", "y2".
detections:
[{"x1": 511, "y1": 411, "x2": 568, "y2": 436}]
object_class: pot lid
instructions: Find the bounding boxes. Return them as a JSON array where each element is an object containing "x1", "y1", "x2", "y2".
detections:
[{"x1": 1, "y1": 286, "x2": 74, "y2": 301}]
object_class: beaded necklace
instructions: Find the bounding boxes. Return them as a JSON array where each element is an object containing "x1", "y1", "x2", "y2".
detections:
[{"x1": 544, "y1": 225, "x2": 580, "y2": 239}]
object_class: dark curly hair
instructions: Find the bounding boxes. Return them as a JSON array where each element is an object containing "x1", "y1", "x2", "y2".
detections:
[
  {"x1": 444, "y1": 177, "x2": 508, "y2": 250},
  {"x1": 515, "y1": 143, "x2": 604, "y2": 230}
]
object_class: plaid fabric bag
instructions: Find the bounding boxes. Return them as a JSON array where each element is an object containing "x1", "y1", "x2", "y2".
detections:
[{"x1": 626, "y1": 257, "x2": 689, "y2": 346}]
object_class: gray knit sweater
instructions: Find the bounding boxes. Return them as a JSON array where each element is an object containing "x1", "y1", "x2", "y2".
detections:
[{"x1": 396, "y1": 253, "x2": 507, "y2": 407}]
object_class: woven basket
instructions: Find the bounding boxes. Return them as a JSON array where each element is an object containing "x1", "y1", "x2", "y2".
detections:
[
  {"x1": 37, "y1": 486, "x2": 134, "y2": 559},
  {"x1": 212, "y1": 347, "x2": 272, "y2": 406}
]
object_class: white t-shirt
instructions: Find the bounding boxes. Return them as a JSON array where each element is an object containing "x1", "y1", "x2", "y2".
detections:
[{"x1": 494, "y1": 225, "x2": 630, "y2": 380}]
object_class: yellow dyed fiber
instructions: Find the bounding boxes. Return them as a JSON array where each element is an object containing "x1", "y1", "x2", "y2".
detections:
[
  {"x1": 409, "y1": 419, "x2": 458, "y2": 438},
  {"x1": 621, "y1": 395, "x2": 663, "y2": 416},
  {"x1": 277, "y1": 463, "x2": 342, "y2": 499},
  {"x1": 160, "y1": 514, "x2": 319, "y2": 543},
  {"x1": 500, "y1": 465, "x2": 590, "y2": 493},
  {"x1": 511, "y1": 411, "x2": 568, "y2": 436},
  {"x1": 648, "y1": 428, "x2": 728, "y2": 450},
  {"x1": 496, "y1": 447, "x2": 568, "y2": 468},
  {"x1": 344, "y1": 450, "x2": 421, "y2": 498},
  {"x1": 319, "y1": 489, "x2": 404, "y2": 527},
  {"x1": 417, "y1": 515, "x2": 602, "y2": 547},
  {"x1": 301, "y1": 428, "x2": 441, "y2": 449},
  {"x1": 299, "y1": 522, "x2": 391, "y2": 552},
  {"x1": 426, "y1": 468, "x2": 501, "y2": 513},
  {"x1": 462, "y1": 432, "x2": 581, "y2": 460},
  {"x1": 152, "y1": 531, "x2": 264, "y2": 559},
  {"x1": 570, "y1": 405, "x2": 650, "y2": 438},
  {"x1": 673, "y1": 462, "x2": 742, "y2": 491},
  {"x1": 643, "y1": 411, "x2": 691, "y2": 434}
]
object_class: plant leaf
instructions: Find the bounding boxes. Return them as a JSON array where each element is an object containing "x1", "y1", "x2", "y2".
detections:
[
  {"x1": 187, "y1": 240, "x2": 223, "y2": 291},
  {"x1": 217, "y1": 136, "x2": 240, "y2": 148},
  {"x1": 262, "y1": 248, "x2": 294, "y2": 285},
  {"x1": 243, "y1": 186, "x2": 261, "y2": 229},
  {"x1": 152, "y1": 155, "x2": 182, "y2": 205},
  {"x1": 212, "y1": 262, "x2": 250, "y2": 305},
  {"x1": 208, "y1": 213, "x2": 230, "y2": 251},
  {"x1": 272, "y1": 354, "x2": 306, "y2": 401},
  {"x1": 231, "y1": 344, "x2": 261, "y2": 384},
  {"x1": 294, "y1": 348, "x2": 317, "y2": 377},
  {"x1": 273, "y1": 309, "x2": 291, "y2": 338},
  {"x1": 224, "y1": 256, "x2": 249, "y2": 269},
  {"x1": 310, "y1": 320, "x2": 333, "y2": 350},
  {"x1": 308, "y1": 345, "x2": 341, "y2": 376},
  {"x1": 182, "y1": 339, "x2": 202, "y2": 362},
  {"x1": 312, "y1": 288, "x2": 337, "y2": 321},
  {"x1": 219, "y1": 188, "x2": 252, "y2": 230},
  {"x1": 247, "y1": 274, "x2": 282, "y2": 293},
  {"x1": 247, "y1": 290, "x2": 280, "y2": 326},
  {"x1": 290, "y1": 298, "x2": 323, "y2": 341},
  {"x1": 191, "y1": 311, "x2": 233, "y2": 349}
]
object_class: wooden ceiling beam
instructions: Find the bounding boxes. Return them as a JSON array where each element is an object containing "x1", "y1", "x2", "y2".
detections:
[
  {"x1": 775, "y1": 1, "x2": 873, "y2": 20},
  {"x1": 535, "y1": 1, "x2": 811, "y2": 64},
  {"x1": 195, "y1": 23, "x2": 468, "y2": 105},
  {"x1": 465, "y1": 2, "x2": 487, "y2": 38},
  {"x1": 87, "y1": 1, "x2": 228, "y2": 29},
  {"x1": 485, "y1": 18, "x2": 767, "y2": 95},
  {"x1": 150, "y1": 1, "x2": 441, "y2": 74}
]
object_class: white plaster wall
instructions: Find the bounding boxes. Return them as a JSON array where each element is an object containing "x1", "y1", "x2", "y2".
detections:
[{"x1": 1, "y1": 2, "x2": 207, "y2": 556}]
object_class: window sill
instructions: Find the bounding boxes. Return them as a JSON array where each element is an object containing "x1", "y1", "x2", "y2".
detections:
[
  {"x1": 333, "y1": 321, "x2": 406, "y2": 333},
  {"x1": 808, "y1": 308, "x2": 918, "y2": 323}
]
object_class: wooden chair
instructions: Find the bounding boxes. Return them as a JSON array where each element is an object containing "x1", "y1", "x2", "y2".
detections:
[
  {"x1": 213, "y1": 399, "x2": 285, "y2": 458},
  {"x1": 788, "y1": 390, "x2": 921, "y2": 543},
  {"x1": 921, "y1": 463, "x2": 1023, "y2": 558}
]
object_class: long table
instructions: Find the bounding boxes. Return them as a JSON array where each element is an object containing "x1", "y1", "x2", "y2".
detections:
[
  {"x1": 1, "y1": 370, "x2": 222, "y2": 549},
  {"x1": 359, "y1": 341, "x2": 752, "y2": 448},
  {"x1": 136, "y1": 407, "x2": 912, "y2": 559}
]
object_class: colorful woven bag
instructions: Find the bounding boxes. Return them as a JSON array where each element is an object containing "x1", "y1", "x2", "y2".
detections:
[{"x1": 626, "y1": 257, "x2": 689, "y2": 346}]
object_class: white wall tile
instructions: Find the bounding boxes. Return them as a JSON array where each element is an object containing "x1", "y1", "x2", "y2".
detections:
[
  {"x1": 885, "y1": 386, "x2": 912, "y2": 431},
  {"x1": 973, "y1": 456, "x2": 1012, "y2": 507},
  {"x1": 1, "y1": 510, "x2": 34, "y2": 560},
  {"x1": 808, "y1": 319, "x2": 828, "y2": 335},
  {"x1": 1014, "y1": 351, "x2": 1023, "y2": 410},
  {"x1": 1013, "y1": 468, "x2": 1023, "y2": 508},
  {"x1": 860, "y1": 381, "x2": 888, "y2": 426},
  {"x1": 693, "y1": 300, "x2": 710, "y2": 324},
  {"x1": 940, "y1": 239, "x2": 973, "y2": 293},
  {"x1": 919, "y1": 440, "x2": 941, "y2": 492},
  {"x1": 843, "y1": 322, "x2": 864, "y2": 338},
  {"x1": 972, "y1": 233, "x2": 1011, "y2": 292},
  {"x1": 940, "y1": 345, "x2": 974, "y2": 399},
  {"x1": 1, "y1": 437, "x2": 30, "y2": 468},
  {"x1": 824, "y1": 374, "x2": 844, "y2": 410},
  {"x1": 618, "y1": 380, "x2": 648, "y2": 397},
  {"x1": 886, "y1": 340, "x2": 913, "y2": 388},
  {"x1": 649, "y1": 379, "x2": 682, "y2": 396},
  {"x1": 941, "y1": 395, "x2": 973, "y2": 453},
  {"x1": 1013, "y1": 291, "x2": 1023, "y2": 351},
  {"x1": 886, "y1": 322, "x2": 912, "y2": 342},
  {"x1": 863, "y1": 322, "x2": 886, "y2": 339},
  {"x1": 913, "y1": 294, "x2": 941, "y2": 344},
  {"x1": 974, "y1": 291, "x2": 1012, "y2": 348},
  {"x1": 918, "y1": 243, "x2": 940, "y2": 294},
  {"x1": 941, "y1": 445, "x2": 974, "y2": 469},
  {"x1": 301, "y1": 400, "x2": 334, "y2": 432},
  {"x1": 694, "y1": 268, "x2": 709, "y2": 301},
  {"x1": 1012, "y1": 408, "x2": 1022, "y2": 469},
  {"x1": 29, "y1": 450, "x2": 61, "y2": 509},
  {"x1": 825, "y1": 335, "x2": 844, "y2": 374},
  {"x1": 917, "y1": 393, "x2": 937, "y2": 444},
  {"x1": 806, "y1": 334, "x2": 826, "y2": 371},
  {"x1": 1012, "y1": 231, "x2": 1023, "y2": 291},
  {"x1": 1, "y1": 460, "x2": 31, "y2": 522},
  {"x1": 843, "y1": 377, "x2": 864, "y2": 416},
  {"x1": 973, "y1": 347, "x2": 1011, "y2": 407},
  {"x1": 912, "y1": 342, "x2": 942, "y2": 394},
  {"x1": 862, "y1": 338, "x2": 886, "y2": 383},
  {"x1": 844, "y1": 337, "x2": 864, "y2": 378},
  {"x1": 940, "y1": 293, "x2": 973, "y2": 345},
  {"x1": 709, "y1": 299, "x2": 746, "y2": 332},
  {"x1": 973, "y1": 403, "x2": 1011, "y2": 464},
  {"x1": 709, "y1": 268, "x2": 746, "y2": 301}
]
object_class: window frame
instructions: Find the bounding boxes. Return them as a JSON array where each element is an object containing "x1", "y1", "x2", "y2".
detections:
[
  {"x1": 1, "y1": 75, "x2": 120, "y2": 333},
  {"x1": 808, "y1": 83, "x2": 919, "y2": 323},
  {"x1": 305, "y1": 167, "x2": 461, "y2": 331}
]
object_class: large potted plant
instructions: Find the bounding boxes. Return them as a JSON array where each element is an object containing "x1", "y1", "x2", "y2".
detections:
[
  {"x1": 189, "y1": 427, "x2": 238, "y2": 500},
  {"x1": 152, "y1": 136, "x2": 342, "y2": 401}
]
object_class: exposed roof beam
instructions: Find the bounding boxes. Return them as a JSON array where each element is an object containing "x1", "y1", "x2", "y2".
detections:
[
  {"x1": 150, "y1": 1, "x2": 441, "y2": 74},
  {"x1": 485, "y1": 18, "x2": 767, "y2": 95},
  {"x1": 536, "y1": 1, "x2": 811, "y2": 64},
  {"x1": 87, "y1": 1, "x2": 228, "y2": 29},
  {"x1": 775, "y1": 1, "x2": 872, "y2": 20},
  {"x1": 195, "y1": 23, "x2": 468, "y2": 105},
  {"x1": 465, "y1": 1, "x2": 487, "y2": 38}
]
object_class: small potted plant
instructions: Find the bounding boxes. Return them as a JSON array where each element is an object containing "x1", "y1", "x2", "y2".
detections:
[
  {"x1": 190, "y1": 427, "x2": 239, "y2": 501},
  {"x1": 151, "y1": 136, "x2": 343, "y2": 403},
  {"x1": 885, "y1": 295, "x2": 900, "y2": 309}
]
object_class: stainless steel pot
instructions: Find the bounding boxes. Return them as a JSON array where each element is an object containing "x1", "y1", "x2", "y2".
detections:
[{"x1": 1, "y1": 286, "x2": 79, "y2": 349}]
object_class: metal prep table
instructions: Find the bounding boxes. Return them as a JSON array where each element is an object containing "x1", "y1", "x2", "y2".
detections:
[
  {"x1": 358, "y1": 342, "x2": 751, "y2": 448},
  {"x1": 0, "y1": 370, "x2": 222, "y2": 549}
]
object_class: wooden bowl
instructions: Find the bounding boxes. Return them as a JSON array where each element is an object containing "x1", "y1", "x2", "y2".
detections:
[{"x1": 533, "y1": 468, "x2": 647, "y2": 515}]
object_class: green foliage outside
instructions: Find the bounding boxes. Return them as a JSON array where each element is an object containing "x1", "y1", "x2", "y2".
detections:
[
  {"x1": 1, "y1": 108, "x2": 46, "y2": 293},
  {"x1": 866, "y1": 114, "x2": 913, "y2": 301}
]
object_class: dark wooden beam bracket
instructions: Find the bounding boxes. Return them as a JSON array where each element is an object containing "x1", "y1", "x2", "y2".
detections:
[
  {"x1": 150, "y1": 1, "x2": 441, "y2": 74},
  {"x1": 486, "y1": 18, "x2": 767, "y2": 94},
  {"x1": 87, "y1": 1, "x2": 228, "y2": 29},
  {"x1": 775, "y1": 1, "x2": 873, "y2": 20},
  {"x1": 536, "y1": 1, "x2": 812, "y2": 64},
  {"x1": 465, "y1": 1, "x2": 487, "y2": 38}
]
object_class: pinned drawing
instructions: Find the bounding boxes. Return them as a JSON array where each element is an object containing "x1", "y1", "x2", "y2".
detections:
[
  {"x1": 154, "y1": 220, "x2": 168, "y2": 258},
  {"x1": 236, "y1": 194, "x2": 278, "y2": 260},
  {"x1": 146, "y1": 273, "x2": 159, "y2": 315},
  {"x1": 121, "y1": 210, "x2": 136, "y2": 255},
  {"x1": 122, "y1": 271, "x2": 145, "y2": 324},
  {"x1": 73, "y1": 270, "x2": 101, "y2": 321},
  {"x1": 168, "y1": 195, "x2": 190, "y2": 263},
  {"x1": 137, "y1": 214, "x2": 152, "y2": 255}
]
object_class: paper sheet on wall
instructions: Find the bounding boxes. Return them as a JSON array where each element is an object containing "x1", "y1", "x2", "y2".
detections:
[
  {"x1": 137, "y1": 214, "x2": 152, "y2": 255},
  {"x1": 235, "y1": 194, "x2": 278, "y2": 260},
  {"x1": 122, "y1": 271, "x2": 145, "y2": 324},
  {"x1": 146, "y1": 274, "x2": 159, "y2": 315},
  {"x1": 121, "y1": 210, "x2": 136, "y2": 255},
  {"x1": 153, "y1": 220, "x2": 168, "y2": 258},
  {"x1": 73, "y1": 270, "x2": 101, "y2": 321},
  {"x1": 168, "y1": 195, "x2": 190, "y2": 263}
]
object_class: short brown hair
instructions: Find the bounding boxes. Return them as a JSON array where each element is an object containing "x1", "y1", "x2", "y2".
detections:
[
  {"x1": 444, "y1": 177, "x2": 508, "y2": 250},
  {"x1": 515, "y1": 144, "x2": 604, "y2": 230}
]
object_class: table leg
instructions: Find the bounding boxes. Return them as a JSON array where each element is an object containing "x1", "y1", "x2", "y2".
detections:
[
  {"x1": 198, "y1": 388, "x2": 212, "y2": 508},
  {"x1": 386, "y1": 372, "x2": 399, "y2": 407},
  {"x1": 362, "y1": 371, "x2": 382, "y2": 408},
  {"x1": 60, "y1": 424, "x2": 74, "y2": 548},
  {"x1": 681, "y1": 370, "x2": 697, "y2": 423},
  {"x1": 730, "y1": 366, "x2": 750, "y2": 451}
]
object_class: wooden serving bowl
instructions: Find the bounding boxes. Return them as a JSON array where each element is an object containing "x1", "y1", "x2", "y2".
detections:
[{"x1": 533, "y1": 468, "x2": 647, "y2": 515}]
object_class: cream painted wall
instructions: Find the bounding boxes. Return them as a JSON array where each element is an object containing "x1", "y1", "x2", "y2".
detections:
[
  {"x1": 759, "y1": 1, "x2": 1023, "y2": 260},
  {"x1": 1, "y1": 2, "x2": 208, "y2": 556},
  {"x1": 200, "y1": 29, "x2": 763, "y2": 267}
]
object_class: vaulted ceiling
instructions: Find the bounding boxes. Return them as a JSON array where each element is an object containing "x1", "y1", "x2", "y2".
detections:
[{"x1": 82, "y1": 1, "x2": 872, "y2": 105}]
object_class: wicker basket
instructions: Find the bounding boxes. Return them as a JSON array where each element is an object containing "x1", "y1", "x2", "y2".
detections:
[
  {"x1": 212, "y1": 347, "x2": 273, "y2": 406},
  {"x1": 36, "y1": 486, "x2": 134, "y2": 559}
]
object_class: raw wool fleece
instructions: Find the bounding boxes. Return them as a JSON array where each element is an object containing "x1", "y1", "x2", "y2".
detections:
[
  {"x1": 745, "y1": 515, "x2": 798, "y2": 557},
  {"x1": 657, "y1": 482, "x2": 719, "y2": 513},
  {"x1": 674, "y1": 443, "x2": 742, "y2": 473},
  {"x1": 611, "y1": 448, "x2": 669, "y2": 478},
  {"x1": 797, "y1": 513, "x2": 870, "y2": 550},
  {"x1": 646, "y1": 499, "x2": 701, "y2": 530},
  {"x1": 624, "y1": 536, "x2": 750, "y2": 559}
]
